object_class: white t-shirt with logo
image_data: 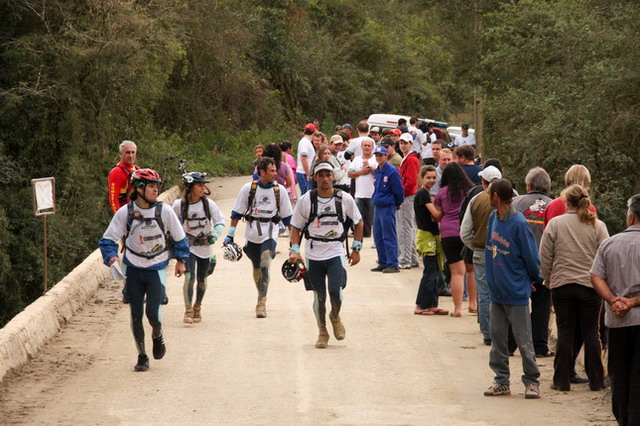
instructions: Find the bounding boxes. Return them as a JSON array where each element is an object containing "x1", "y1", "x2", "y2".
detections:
[
  {"x1": 348, "y1": 155, "x2": 375, "y2": 198},
  {"x1": 296, "y1": 136, "x2": 316, "y2": 175},
  {"x1": 455, "y1": 134, "x2": 476, "y2": 147},
  {"x1": 172, "y1": 198, "x2": 225, "y2": 258},
  {"x1": 232, "y1": 182, "x2": 293, "y2": 244},
  {"x1": 291, "y1": 191, "x2": 362, "y2": 261},
  {"x1": 346, "y1": 136, "x2": 374, "y2": 158},
  {"x1": 102, "y1": 202, "x2": 186, "y2": 269}
]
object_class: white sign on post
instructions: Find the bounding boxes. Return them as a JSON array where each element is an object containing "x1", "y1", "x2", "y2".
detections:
[{"x1": 32, "y1": 177, "x2": 56, "y2": 216}]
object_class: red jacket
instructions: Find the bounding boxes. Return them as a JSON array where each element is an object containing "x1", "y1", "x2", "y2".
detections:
[
  {"x1": 399, "y1": 152, "x2": 420, "y2": 197},
  {"x1": 108, "y1": 161, "x2": 139, "y2": 213}
]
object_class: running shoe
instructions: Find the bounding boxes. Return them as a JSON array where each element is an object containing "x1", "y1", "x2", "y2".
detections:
[
  {"x1": 525, "y1": 383, "x2": 541, "y2": 399},
  {"x1": 399, "y1": 264, "x2": 412, "y2": 270},
  {"x1": 483, "y1": 382, "x2": 511, "y2": 396},
  {"x1": 152, "y1": 334, "x2": 166, "y2": 360},
  {"x1": 134, "y1": 354, "x2": 149, "y2": 372}
]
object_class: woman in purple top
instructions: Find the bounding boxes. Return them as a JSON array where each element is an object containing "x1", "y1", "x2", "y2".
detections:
[{"x1": 434, "y1": 162, "x2": 473, "y2": 317}]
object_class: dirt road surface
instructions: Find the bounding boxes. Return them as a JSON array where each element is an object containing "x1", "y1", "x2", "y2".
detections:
[{"x1": 0, "y1": 176, "x2": 615, "y2": 425}]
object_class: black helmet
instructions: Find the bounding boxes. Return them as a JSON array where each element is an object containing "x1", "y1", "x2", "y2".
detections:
[{"x1": 182, "y1": 172, "x2": 210, "y2": 186}]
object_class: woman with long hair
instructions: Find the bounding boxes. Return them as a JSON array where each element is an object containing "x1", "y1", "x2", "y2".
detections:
[
  {"x1": 172, "y1": 172, "x2": 225, "y2": 324},
  {"x1": 540, "y1": 184, "x2": 609, "y2": 391},
  {"x1": 434, "y1": 162, "x2": 473, "y2": 317}
]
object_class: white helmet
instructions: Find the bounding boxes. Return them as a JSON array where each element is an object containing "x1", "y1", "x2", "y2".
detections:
[{"x1": 223, "y1": 243, "x2": 243, "y2": 262}]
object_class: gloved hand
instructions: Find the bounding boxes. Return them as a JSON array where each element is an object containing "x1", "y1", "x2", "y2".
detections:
[{"x1": 223, "y1": 235, "x2": 233, "y2": 246}]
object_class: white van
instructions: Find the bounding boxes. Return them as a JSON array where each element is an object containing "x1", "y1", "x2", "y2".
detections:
[{"x1": 367, "y1": 113, "x2": 448, "y2": 131}]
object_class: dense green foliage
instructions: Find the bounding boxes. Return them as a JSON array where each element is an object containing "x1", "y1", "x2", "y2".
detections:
[{"x1": 1, "y1": 0, "x2": 638, "y2": 326}]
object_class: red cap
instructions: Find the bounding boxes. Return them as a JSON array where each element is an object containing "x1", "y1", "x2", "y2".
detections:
[
  {"x1": 304, "y1": 123, "x2": 317, "y2": 132},
  {"x1": 389, "y1": 128, "x2": 402, "y2": 136}
]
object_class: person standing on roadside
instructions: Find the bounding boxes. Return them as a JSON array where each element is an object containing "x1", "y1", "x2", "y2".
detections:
[
  {"x1": 224, "y1": 157, "x2": 293, "y2": 318},
  {"x1": 454, "y1": 145, "x2": 482, "y2": 185},
  {"x1": 370, "y1": 146, "x2": 404, "y2": 273},
  {"x1": 540, "y1": 184, "x2": 608, "y2": 392},
  {"x1": 591, "y1": 194, "x2": 640, "y2": 426},
  {"x1": 328, "y1": 135, "x2": 349, "y2": 191},
  {"x1": 397, "y1": 134, "x2": 421, "y2": 269},
  {"x1": 296, "y1": 123, "x2": 317, "y2": 195},
  {"x1": 108, "y1": 140, "x2": 140, "y2": 214},
  {"x1": 344, "y1": 121, "x2": 374, "y2": 161},
  {"x1": 384, "y1": 136, "x2": 403, "y2": 169},
  {"x1": 512, "y1": 167, "x2": 555, "y2": 357},
  {"x1": 408, "y1": 116, "x2": 426, "y2": 155},
  {"x1": 289, "y1": 161, "x2": 364, "y2": 349},
  {"x1": 454, "y1": 124, "x2": 476, "y2": 147},
  {"x1": 99, "y1": 169, "x2": 189, "y2": 372},
  {"x1": 460, "y1": 165, "x2": 503, "y2": 344},
  {"x1": 348, "y1": 139, "x2": 376, "y2": 238},
  {"x1": 430, "y1": 147, "x2": 452, "y2": 197},
  {"x1": 483, "y1": 179, "x2": 542, "y2": 400},
  {"x1": 173, "y1": 172, "x2": 225, "y2": 325},
  {"x1": 434, "y1": 163, "x2": 473, "y2": 317},
  {"x1": 414, "y1": 166, "x2": 448, "y2": 316}
]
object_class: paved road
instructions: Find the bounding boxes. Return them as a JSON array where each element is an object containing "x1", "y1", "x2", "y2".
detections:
[{"x1": 0, "y1": 176, "x2": 614, "y2": 425}]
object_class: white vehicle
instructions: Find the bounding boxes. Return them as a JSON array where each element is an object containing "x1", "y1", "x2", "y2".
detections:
[{"x1": 367, "y1": 113, "x2": 448, "y2": 132}]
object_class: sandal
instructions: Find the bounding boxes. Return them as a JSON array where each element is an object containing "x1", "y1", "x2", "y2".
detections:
[
  {"x1": 420, "y1": 310, "x2": 436, "y2": 315},
  {"x1": 450, "y1": 312, "x2": 462, "y2": 317},
  {"x1": 432, "y1": 308, "x2": 449, "y2": 315},
  {"x1": 468, "y1": 308, "x2": 478, "y2": 314}
]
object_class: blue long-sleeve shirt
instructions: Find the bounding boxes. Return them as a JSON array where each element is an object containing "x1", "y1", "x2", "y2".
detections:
[
  {"x1": 484, "y1": 206, "x2": 543, "y2": 305},
  {"x1": 372, "y1": 162, "x2": 404, "y2": 207}
]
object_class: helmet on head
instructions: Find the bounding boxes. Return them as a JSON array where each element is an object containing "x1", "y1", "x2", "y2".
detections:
[
  {"x1": 222, "y1": 243, "x2": 243, "y2": 262},
  {"x1": 131, "y1": 168, "x2": 162, "y2": 188},
  {"x1": 182, "y1": 171, "x2": 210, "y2": 186},
  {"x1": 281, "y1": 259, "x2": 307, "y2": 283}
]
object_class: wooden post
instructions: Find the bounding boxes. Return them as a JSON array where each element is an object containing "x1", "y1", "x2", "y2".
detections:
[{"x1": 43, "y1": 215, "x2": 48, "y2": 293}]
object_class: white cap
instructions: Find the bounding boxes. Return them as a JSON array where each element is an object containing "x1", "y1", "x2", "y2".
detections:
[
  {"x1": 478, "y1": 166, "x2": 502, "y2": 182},
  {"x1": 370, "y1": 126, "x2": 381, "y2": 133},
  {"x1": 313, "y1": 161, "x2": 335, "y2": 175},
  {"x1": 399, "y1": 133, "x2": 413, "y2": 143}
]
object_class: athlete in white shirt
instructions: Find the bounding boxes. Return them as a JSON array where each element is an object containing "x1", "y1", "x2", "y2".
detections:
[
  {"x1": 224, "y1": 157, "x2": 293, "y2": 318},
  {"x1": 290, "y1": 161, "x2": 364, "y2": 348},
  {"x1": 172, "y1": 172, "x2": 225, "y2": 324}
]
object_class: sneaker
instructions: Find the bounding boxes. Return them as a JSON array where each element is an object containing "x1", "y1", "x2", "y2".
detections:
[
  {"x1": 411, "y1": 262, "x2": 420, "y2": 268},
  {"x1": 370, "y1": 265, "x2": 385, "y2": 272},
  {"x1": 183, "y1": 308, "x2": 194, "y2": 324},
  {"x1": 484, "y1": 382, "x2": 511, "y2": 396},
  {"x1": 382, "y1": 267, "x2": 400, "y2": 273},
  {"x1": 550, "y1": 383, "x2": 570, "y2": 391},
  {"x1": 152, "y1": 334, "x2": 166, "y2": 360},
  {"x1": 525, "y1": 383, "x2": 541, "y2": 399},
  {"x1": 134, "y1": 354, "x2": 149, "y2": 372},
  {"x1": 192, "y1": 305, "x2": 202, "y2": 323},
  {"x1": 315, "y1": 327, "x2": 330, "y2": 349},
  {"x1": 399, "y1": 264, "x2": 412, "y2": 270},
  {"x1": 569, "y1": 374, "x2": 589, "y2": 384},
  {"x1": 330, "y1": 316, "x2": 346, "y2": 340}
]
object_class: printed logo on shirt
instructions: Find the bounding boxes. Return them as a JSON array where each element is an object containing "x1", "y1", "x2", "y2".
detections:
[
  {"x1": 524, "y1": 199, "x2": 547, "y2": 223},
  {"x1": 490, "y1": 231, "x2": 510, "y2": 248}
]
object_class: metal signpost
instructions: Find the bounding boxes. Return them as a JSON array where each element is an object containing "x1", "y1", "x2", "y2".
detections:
[{"x1": 32, "y1": 177, "x2": 56, "y2": 293}]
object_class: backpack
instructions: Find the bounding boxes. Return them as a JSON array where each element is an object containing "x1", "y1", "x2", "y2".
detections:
[
  {"x1": 243, "y1": 180, "x2": 281, "y2": 224},
  {"x1": 122, "y1": 201, "x2": 170, "y2": 259},
  {"x1": 179, "y1": 197, "x2": 214, "y2": 246},
  {"x1": 302, "y1": 189, "x2": 353, "y2": 249}
]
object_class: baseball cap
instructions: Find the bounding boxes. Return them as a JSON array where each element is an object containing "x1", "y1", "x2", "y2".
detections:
[
  {"x1": 462, "y1": 123, "x2": 470, "y2": 130},
  {"x1": 329, "y1": 134, "x2": 344, "y2": 144},
  {"x1": 399, "y1": 133, "x2": 413, "y2": 143},
  {"x1": 388, "y1": 128, "x2": 402, "y2": 136},
  {"x1": 341, "y1": 123, "x2": 353, "y2": 130},
  {"x1": 369, "y1": 126, "x2": 380, "y2": 133},
  {"x1": 304, "y1": 123, "x2": 317, "y2": 132},
  {"x1": 478, "y1": 166, "x2": 502, "y2": 182},
  {"x1": 380, "y1": 137, "x2": 392, "y2": 147},
  {"x1": 313, "y1": 161, "x2": 335, "y2": 175},
  {"x1": 374, "y1": 146, "x2": 387, "y2": 155}
]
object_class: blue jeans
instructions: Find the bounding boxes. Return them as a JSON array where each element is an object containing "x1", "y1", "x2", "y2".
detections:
[
  {"x1": 473, "y1": 250, "x2": 490, "y2": 340},
  {"x1": 296, "y1": 172, "x2": 310, "y2": 195},
  {"x1": 373, "y1": 205, "x2": 399, "y2": 269}
]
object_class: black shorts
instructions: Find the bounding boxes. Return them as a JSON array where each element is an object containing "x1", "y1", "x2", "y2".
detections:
[
  {"x1": 441, "y1": 236, "x2": 464, "y2": 264},
  {"x1": 461, "y1": 245, "x2": 474, "y2": 265}
]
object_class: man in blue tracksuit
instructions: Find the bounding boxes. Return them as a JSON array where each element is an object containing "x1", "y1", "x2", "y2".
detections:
[
  {"x1": 483, "y1": 178, "x2": 543, "y2": 399},
  {"x1": 370, "y1": 146, "x2": 404, "y2": 273}
]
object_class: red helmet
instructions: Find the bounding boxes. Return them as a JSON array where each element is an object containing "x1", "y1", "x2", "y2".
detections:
[
  {"x1": 282, "y1": 259, "x2": 307, "y2": 283},
  {"x1": 131, "y1": 168, "x2": 162, "y2": 188}
]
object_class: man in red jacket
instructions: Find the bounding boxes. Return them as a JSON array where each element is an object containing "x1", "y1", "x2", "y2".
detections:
[
  {"x1": 108, "y1": 140, "x2": 140, "y2": 214},
  {"x1": 397, "y1": 133, "x2": 421, "y2": 269}
]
